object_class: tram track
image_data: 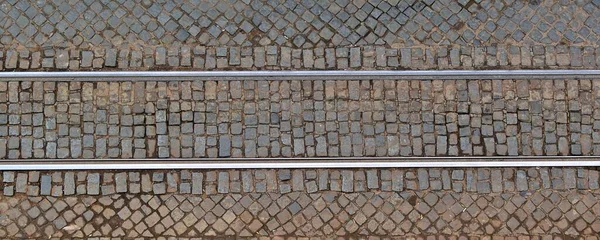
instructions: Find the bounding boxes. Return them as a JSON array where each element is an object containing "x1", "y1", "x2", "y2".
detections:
[
  {"x1": 0, "y1": 156, "x2": 599, "y2": 170},
  {"x1": 0, "y1": 70, "x2": 599, "y2": 170},
  {"x1": 2, "y1": 69, "x2": 600, "y2": 81}
]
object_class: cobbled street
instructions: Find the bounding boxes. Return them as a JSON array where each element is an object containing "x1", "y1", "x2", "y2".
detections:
[{"x1": 1, "y1": 0, "x2": 600, "y2": 238}]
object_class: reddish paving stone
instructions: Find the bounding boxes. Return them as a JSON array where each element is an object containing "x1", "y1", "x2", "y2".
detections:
[{"x1": 4, "y1": 189, "x2": 598, "y2": 238}]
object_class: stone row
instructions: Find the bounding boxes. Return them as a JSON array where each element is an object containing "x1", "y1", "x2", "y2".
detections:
[
  {"x1": 2, "y1": 168, "x2": 599, "y2": 197},
  {"x1": 0, "y1": 190, "x2": 599, "y2": 238},
  {"x1": 1, "y1": 44, "x2": 598, "y2": 71},
  {"x1": 0, "y1": 0, "x2": 598, "y2": 48},
  {"x1": 1, "y1": 80, "x2": 599, "y2": 159}
]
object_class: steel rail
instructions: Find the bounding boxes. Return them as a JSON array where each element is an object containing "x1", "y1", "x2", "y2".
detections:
[
  {"x1": 1, "y1": 70, "x2": 599, "y2": 169},
  {"x1": 1, "y1": 156, "x2": 599, "y2": 170},
  {"x1": 0, "y1": 70, "x2": 599, "y2": 81}
]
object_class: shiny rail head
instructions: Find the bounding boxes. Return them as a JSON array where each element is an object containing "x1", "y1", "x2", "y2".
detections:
[
  {"x1": 1, "y1": 157, "x2": 600, "y2": 170},
  {"x1": 1, "y1": 70, "x2": 600, "y2": 81}
]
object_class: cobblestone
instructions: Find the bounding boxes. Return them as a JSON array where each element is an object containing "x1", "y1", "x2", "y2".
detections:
[
  {"x1": 0, "y1": 80, "x2": 597, "y2": 158},
  {"x1": 0, "y1": 177, "x2": 599, "y2": 237},
  {"x1": 1, "y1": 168, "x2": 597, "y2": 196},
  {"x1": 1, "y1": 1, "x2": 599, "y2": 238},
  {"x1": 0, "y1": 44, "x2": 599, "y2": 70},
  {"x1": 0, "y1": 0, "x2": 597, "y2": 51}
]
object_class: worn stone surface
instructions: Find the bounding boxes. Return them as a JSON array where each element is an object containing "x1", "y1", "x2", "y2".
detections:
[
  {"x1": 0, "y1": 0, "x2": 597, "y2": 70},
  {"x1": 1, "y1": 168, "x2": 597, "y2": 196},
  {"x1": 2, "y1": 167, "x2": 599, "y2": 238},
  {"x1": 1, "y1": 80, "x2": 598, "y2": 158},
  {"x1": 2, "y1": 45, "x2": 600, "y2": 70},
  {"x1": 0, "y1": 188, "x2": 598, "y2": 238},
  {"x1": 1, "y1": 1, "x2": 599, "y2": 238},
  {"x1": 0, "y1": 0, "x2": 598, "y2": 49}
]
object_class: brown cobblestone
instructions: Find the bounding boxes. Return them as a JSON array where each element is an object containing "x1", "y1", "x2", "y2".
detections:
[{"x1": 0, "y1": 1, "x2": 599, "y2": 238}]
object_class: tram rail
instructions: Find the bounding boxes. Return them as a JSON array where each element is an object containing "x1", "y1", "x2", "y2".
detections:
[
  {"x1": 1, "y1": 70, "x2": 599, "y2": 170},
  {"x1": 2, "y1": 69, "x2": 600, "y2": 81},
  {"x1": 0, "y1": 156, "x2": 598, "y2": 170}
]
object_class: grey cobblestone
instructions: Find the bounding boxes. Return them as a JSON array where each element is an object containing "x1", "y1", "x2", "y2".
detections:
[
  {"x1": 87, "y1": 173, "x2": 99, "y2": 195},
  {"x1": 0, "y1": 0, "x2": 597, "y2": 52},
  {"x1": 0, "y1": 44, "x2": 599, "y2": 71},
  {"x1": 0, "y1": 1, "x2": 599, "y2": 237},
  {"x1": 341, "y1": 170, "x2": 353, "y2": 193},
  {"x1": 15, "y1": 173, "x2": 26, "y2": 193},
  {"x1": 1, "y1": 168, "x2": 597, "y2": 197},
  {"x1": 0, "y1": 80, "x2": 596, "y2": 158},
  {"x1": 2, "y1": 171, "x2": 14, "y2": 182}
]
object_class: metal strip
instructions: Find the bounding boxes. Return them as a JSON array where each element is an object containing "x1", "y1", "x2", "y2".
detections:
[
  {"x1": 1, "y1": 157, "x2": 599, "y2": 170},
  {"x1": 2, "y1": 156, "x2": 600, "y2": 162},
  {"x1": 0, "y1": 161, "x2": 598, "y2": 170},
  {"x1": 1, "y1": 70, "x2": 599, "y2": 169},
  {"x1": 0, "y1": 70, "x2": 599, "y2": 81}
]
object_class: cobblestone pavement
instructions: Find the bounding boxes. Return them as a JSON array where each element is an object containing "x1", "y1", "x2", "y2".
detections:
[
  {"x1": 2, "y1": 1, "x2": 600, "y2": 238},
  {"x1": 1, "y1": 44, "x2": 599, "y2": 71},
  {"x1": 1, "y1": 79, "x2": 599, "y2": 159},
  {"x1": 1, "y1": 168, "x2": 599, "y2": 238},
  {"x1": 0, "y1": 1, "x2": 599, "y2": 71},
  {"x1": 0, "y1": 0, "x2": 598, "y2": 48}
]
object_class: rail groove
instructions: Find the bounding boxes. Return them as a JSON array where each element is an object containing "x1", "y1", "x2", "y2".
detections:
[
  {"x1": 2, "y1": 70, "x2": 600, "y2": 81},
  {"x1": 1, "y1": 156, "x2": 599, "y2": 170}
]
